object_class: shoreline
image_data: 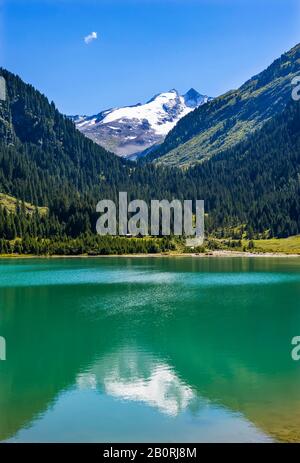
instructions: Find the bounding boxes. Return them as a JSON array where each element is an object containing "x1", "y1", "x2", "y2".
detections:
[{"x1": 1, "y1": 250, "x2": 300, "y2": 259}]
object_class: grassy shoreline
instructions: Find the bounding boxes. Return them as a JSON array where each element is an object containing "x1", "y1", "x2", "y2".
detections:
[
  {"x1": 1, "y1": 236, "x2": 300, "y2": 259},
  {"x1": 1, "y1": 250, "x2": 300, "y2": 259}
]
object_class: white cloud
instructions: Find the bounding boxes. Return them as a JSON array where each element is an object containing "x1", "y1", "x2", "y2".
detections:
[{"x1": 84, "y1": 31, "x2": 97, "y2": 45}]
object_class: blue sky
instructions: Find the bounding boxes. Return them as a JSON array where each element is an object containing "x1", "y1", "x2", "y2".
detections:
[{"x1": 1, "y1": 0, "x2": 300, "y2": 114}]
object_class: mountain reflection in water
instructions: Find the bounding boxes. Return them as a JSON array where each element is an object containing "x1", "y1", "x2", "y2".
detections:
[{"x1": 0, "y1": 257, "x2": 300, "y2": 442}]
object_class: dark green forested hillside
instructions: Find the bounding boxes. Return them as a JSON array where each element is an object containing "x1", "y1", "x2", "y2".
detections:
[
  {"x1": 0, "y1": 68, "x2": 189, "y2": 206},
  {"x1": 188, "y1": 99, "x2": 300, "y2": 238},
  {"x1": 0, "y1": 64, "x2": 300, "y2": 255},
  {"x1": 147, "y1": 43, "x2": 300, "y2": 167},
  {"x1": 0, "y1": 68, "x2": 190, "y2": 254}
]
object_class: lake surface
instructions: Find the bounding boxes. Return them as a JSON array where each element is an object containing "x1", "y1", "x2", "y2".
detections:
[{"x1": 0, "y1": 257, "x2": 300, "y2": 443}]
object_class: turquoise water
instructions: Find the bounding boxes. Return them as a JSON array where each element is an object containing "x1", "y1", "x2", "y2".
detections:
[{"x1": 0, "y1": 257, "x2": 300, "y2": 442}]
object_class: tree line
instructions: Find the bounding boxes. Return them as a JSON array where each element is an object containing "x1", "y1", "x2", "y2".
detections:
[{"x1": 0, "y1": 68, "x2": 299, "y2": 255}]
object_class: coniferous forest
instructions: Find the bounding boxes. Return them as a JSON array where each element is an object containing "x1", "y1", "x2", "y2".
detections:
[{"x1": 0, "y1": 63, "x2": 300, "y2": 255}]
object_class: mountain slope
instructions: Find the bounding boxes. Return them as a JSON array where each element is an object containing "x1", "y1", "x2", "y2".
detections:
[
  {"x1": 0, "y1": 67, "x2": 300, "y2": 244},
  {"x1": 0, "y1": 68, "x2": 133, "y2": 206},
  {"x1": 148, "y1": 43, "x2": 300, "y2": 167},
  {"x1": 0, "y1": 69, "x2": 184, "y2": 207},
  {"x1": 71, "y1": 89, "x2": 211, "y2": 158},
  {"x1": 187, "y1": 97, "x2": 300, "y2": 237},
  {"x1": 0, "y1": 68, "x2": 194, "y2": 240}
]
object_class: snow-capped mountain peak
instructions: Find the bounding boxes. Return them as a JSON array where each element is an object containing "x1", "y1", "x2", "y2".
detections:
[
  {"x1": 71, "y1": 88, "x2": 211, "y2": 158},
  {"x1": 184, "y1": 88, "x2": 209, "y2": 108}
]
